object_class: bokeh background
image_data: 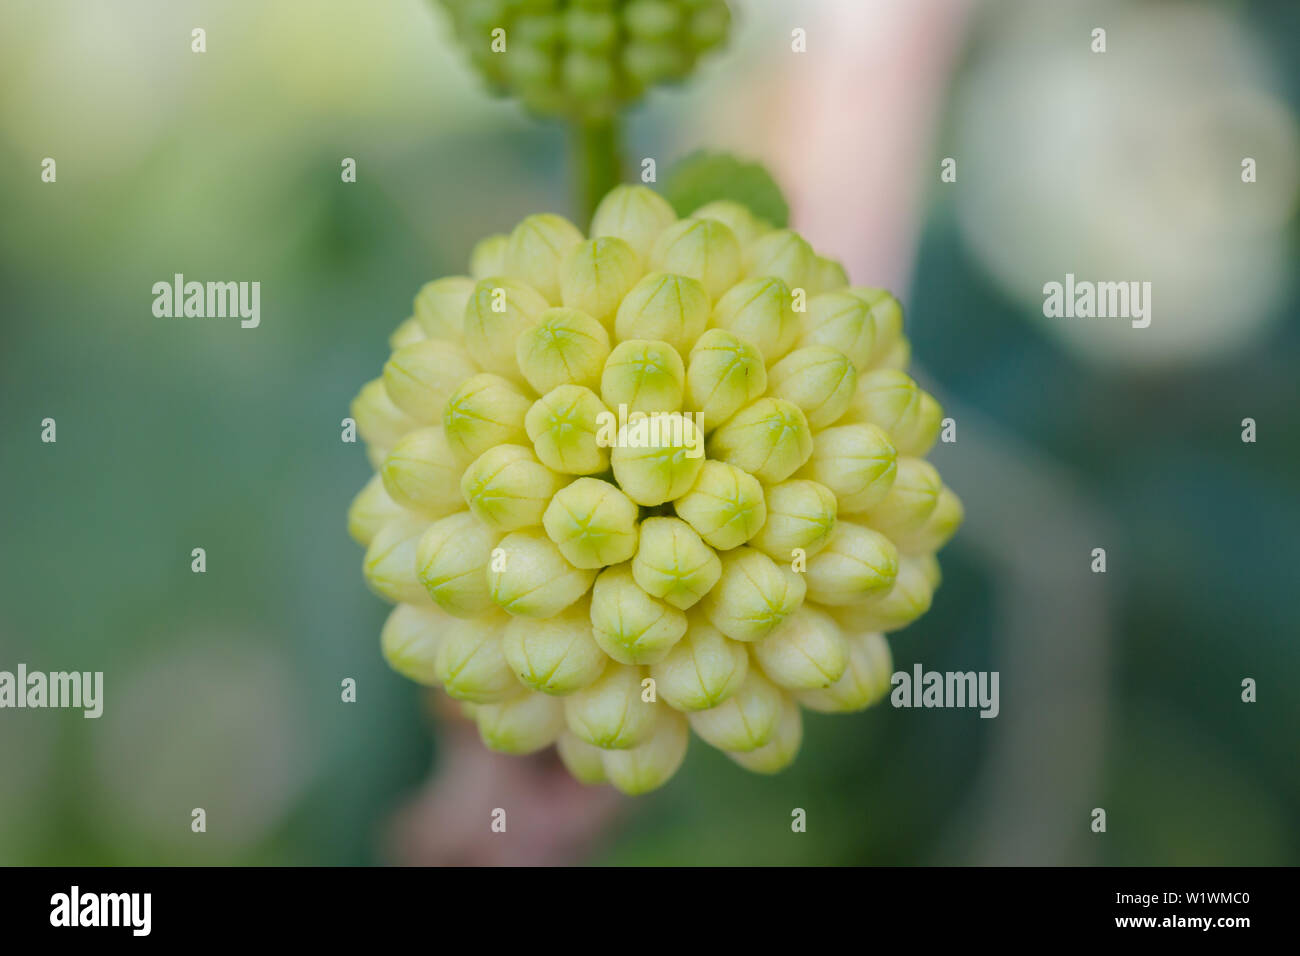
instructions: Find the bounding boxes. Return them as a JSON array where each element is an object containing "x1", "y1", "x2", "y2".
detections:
[{"x1": 1, "y1": 0, "x2": 1296, "y2": 865}]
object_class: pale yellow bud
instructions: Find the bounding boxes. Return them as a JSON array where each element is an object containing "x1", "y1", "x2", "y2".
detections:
[
  {"x1": 443, "y1": 373, "x2": 531, "y2": 463},
  {"x1": 416, "y1": 511, "x2": 500, "y2": 617},
  {"x1": 515, "y1": 307, "x2": 611, "y2": 395},
  {"x1": 413, "y1": 276, "x2": 476, "y2": 342},
  {"x1": 801, "y1": 423, "x2": 898, "y2": 513},
  {"x1": 808, "y1": 255, "x2": 850, "y2": 295},
  {"x1": 363, "y1": 515, "x2": 434, "y2": 605},
  {"x1": 460, "y1": 444, "x2": 566, "y2": 532},
  {"x1": 556, "y1": 731, "x2": 609, "y2": 784},
  {"x1": 434, "y1": 612, "x2": 521, "y2": 703},
  {"x1": 726, "y1": 691, "x2": 802, "y2": 773},
  {"x1": 854, "y1": 457, "x2": 942, "y2": 537},
  {"x1": 900, "y1": 391, "x2": 943, "y2": 458},
  {"x1": 876, "y1": 336, "x2": 911, "y2": 371},
  {"x1": 797, "y1": 632, "x2": 893, "y2": 713},
  {"x1": 463, "y1": 277, "x2": 550, "y2": 379},
  {"x1": 707, "y1": 397, "x2": 813, "y2": 484},
  {"x1": 753, "y1": 604, "x2": 849, "y2": 690},
  {"x1": 351, "y1": 378, "x2": 418, "y2": 458},
  {"x1": 841, "y1": 368, "x2": 921, "y2": 443},
  {"x1": 688, "y1": 668, "x2": 782, "y2": 752},
  {"x1": 601, "y1": 708, "x2": 689, "y2": 795},
  {"x1": 468, "y1": 235, "x2": 509, "y2": 281},
  {"x1": 711, "y1": 276, "x2": 798, "y2": 362},
  {"x1": 747, "y1": 479, "x2": 837, "y2": 561},
  {"x1": 702, "y1": 547, "x2": 806, "y2": 642},
  {"x1": 767, "y1": 345, "x2": 857, "y2": 428},
  {"x1": 799, "y1": 292, "x2": 876, "y2": 372},
  {"x1": 831, "y1": 554, "x2": 935, "y2": 633},
  {"x1": 488, "y1": 530, "x2": 597, "y2": 618},
  {"x1": 525, "y1": 385, "x2": 612, "y2": 475},
  {"x1": 543, "y1": 477, "x2": 639, "y2": 568},
  {"x1": 383, "y1": 339, "x2": 479, "y2": 424},
  {"x1": 690, "y1": 199, "x2": 765, "y2": 248},
  {"x1": 348, "y1": 473, "x2": 404, "y2": 548},
  {"x1": 506, "y1": 213, "x2": 585, "y2": 304},
  {"x1": 614, "y1": 273, "x2": 710, "y2": 352},
  {"x1": 745, "y1": 228, "x2": 814, "y2": 291},
  {"x1": 589, "y1": 184, "x2": 677, "y2": 262},
  {"x1": 389, "y1": 316, "x2": 425, "y2": 350},
  {"x1": 563, "y1": 662, "x2": 658, "y2": 749},
  {"x1": 672, "y1": 460, "x2": 766, "y2": 550},
  {"x1": 900, "y1": 486, "x2": 963, "y2": 554},
  {"x1": 848, "y1": 287, "x2": 904, "y2": 366},
  {"x1": 683, "y1": 328, "x2": 766, "y2": 427},
  {"x1": 380, "y1": 426, "x2": 465, "y2": 517},
  {"x1": 601, "y1": 339, "x2": 686, "y2": 414},
  {"x1": 475, "y1": 691, "x2": 566, "y2": 755},
  {"x1": 631, "y1": 516, "x2": 722, "y2": 610},
  {"x1": 502, "y1": 600, "x2": 607, "y2": 695},
  {"x1": 647, "y1": 219, "x2": 742, "y2": 301},
  {"x1": 609, "y1": 412, "x2": 705, "y2": 506},
  {"x1": 803, "y1": 521, "x2": 898, "y2": 605},
  {"x1": 380, "y1": 603, "x2": 447, "y2": 686},
  {"x1": 559, "y1": 236, "x2": 643, "y2": 327},
  {"x1": 590, "y1": 563, "x2": 689, "y2": 664},
  {"x1": 649, "y1": 618, "x2": 748, "y2": 711}
]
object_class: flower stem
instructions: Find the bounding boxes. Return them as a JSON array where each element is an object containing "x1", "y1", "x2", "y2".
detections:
[{"x1": 572, "y1": 118, "x2": 622, "y2": 230}]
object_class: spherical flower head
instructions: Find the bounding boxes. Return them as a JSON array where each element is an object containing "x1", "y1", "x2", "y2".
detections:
[
  {"x1": 601, "y1": 708, "x2": 689, "y2": 795},
  {"x1": 589, "y1": 184, "x2": 677, "y2": 261},
  {"x1": 590, "y1": 563, "x2": 689, "y2": 664},
  {"x1": 753, "y1": 605, "x2": 848, "y2": 690},
  {"x1": 413, "y1": 276, "x2": 475, "y2": 342},
  {"x1": 767, "y1": 345, "x2": 858, "y2": 429},
  {"x1": 563, "y1": 662, "x2": 658, "y2": 750},
  {"x1": 601, "y1": 339, "x2": 685, "y2": 414},
  {"x1": 702, "y1": 546, "x2": 805, "y2": 642},
  {"x1": 380, "y1": 427, "x2": 465, "y2": 517},
  {"x1": 649, "y1": 618, "x2": 748, "y2": 711},
  {"x1": 434, "y1": 613, "x2": 519, "y2": 704},
  {"x1": 687, "y1": 668, "x2": 783, "y2": 752},
  {"x1": 525, "y1": 384, "x2": 611, "y2": 475},
  {"x1": 460, "y1": 443, "x2": 566, "y2": 531},
  {"x1": 543, "y1": 477, "x2": 639, "y2": 569},
  {"x1": 802, "y1": 422, "x2": 898, "y2": 513},
  {"x1": 609, "y1": 411, "x2": 705, "y2": 505},
  {"x1": 416, "y1": 511, "x2": 500, "y2": 617},
  {"x1": 711, "y1": 276, "x2": 798, "y2": 363},
  {"x1": 506, "y1": 213, "x2": 585, "y2": 304},
  {"x1": 747, "y1": 479, "x2": 837, "y2": 562},
  {"x1": 475, "y1": 691, "x2": 566, "y2": 756},
  {"x1": 799, "y1": 292, "x2": 876, "y2": 372},
  {"x1": 672, "y1": 460, "x2": 766, "y2": 550},
  {"x1": 515, "y1": 306, "x2": 611, "y2": 395},
  {"x1": 443, "y1": 373, "x2": 532, "y2": 462},
  {"x1": 559, "y1": 237, "x2": 643, "y2": 326},
  {"x1": 463, "y1": 278, "x2": 550, "y2": 379},
  {"x1": 684, "y1": 328, "x2": 766, "y2": 426},
  {"x1": 708, "y1": 397, "x2": 813, "y2": 484},
  {"x1": 502, "y1": 600, "x2": 607, "y2": 695},
  {"x1": 380, "y1": 603, "x2": 447, "y2": 686},
  {"x1": 631, "y1": 516, "x2": 722, "y2": 610},
  {"x1": 647, "y1": 220, "x2": 742, "y2": 301},
  {"x1": 488, "y1": 529, "x2": 597, "y2": 618},
  {"x1": 797, "y1": 632, "x2": 893, "y2": 714},
  {"x1": 803, "y1": 521, "x2": 899, "y2": 606},
  {"x1": 726, "y1": 691, "x2": 803, "y2": 774},
  {"x1": 614, "y1": 273, "x2": 710, "y2": 353}
]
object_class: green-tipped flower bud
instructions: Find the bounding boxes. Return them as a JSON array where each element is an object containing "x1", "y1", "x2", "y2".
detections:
[
  {"x1": 702, "y1": 546, "x2": 805, "y2": 642},
  {"x1": 747, "y1": 478, "x2": 837, "y2": 562},
  {"x1": 797, "y1": 632, "x2": 893, "y2": 713},
  {"x1": 649, "y1": 618, "x2": 748, "y2": 711},
  {"x1": 381, "y1": 603, "x2": 447, "y2": 686},
  {"x1": 711, "y1": 276, "x2": 797, "y2": 362},
  {"x1": 383, "y1": 340, "x2": 480, "y2": 424},
  {"x1": 589, "y1": 184, "x2": 677, "y2": 262},
  {"x1": 413, "y1": 276, "x2": 475, "y2": 342},
  {"x1": 564, "y1": 662, "x2": 658, "y2": 749},
  {"x1": 506, "y1": 213, "x2": 585, "y2": 304},
  {"x1": 901, "y1": 391, "x2": 943, "y2": 458},
  {"x1": 590, "y1": 563, "x2": 689, "y2": 664},
  {"x1": 832, "y1": 554, "x2": 935, "y2": 633},
  {"x1": 463, "y1": 277, "x2": 550, "y2": 378},
  {"x1": 808, "y1": 255, "x2": 850, "y2": 295},
  {"x1": 475, "y1": 691, "x2": 566, "y2": 755},
  {"x1": 631, "y1": 516, "x2": 722, "y2": 609},
  {"x1": 515, "y1": 307, "x2": 611, "y2": 395},
  {"x1": 744, "y1": 228, "x2": 814, "y2": 291},
  {"x1": 799, "y1": 292, "x2": 876, "y2": 372},
  {"x1": 803, "y1": 520, "x2": 898, "y2": 606},
  {"x1": 753, "y1": 605, "x2": 848, "y2": 690},
  {"x1": 434, "y1": 613, "x2": 521, "y2": 704},
  {"x1": 351, "y1": 378, "x2": 418, "y2": 462},
  {"x1": 672, "y1": 460, "x2": 766, "y2": 550},
  {"x1": 849, "y1": 287, "x2": 904, "y2": 366},
  {"x1": 601, "y1": 339, "x2": 686, "y2": 414},
  {"x1": 502, "y1": 600, "x2": 607, "y2": 695},
  {"x1": 688, "y1": 668, "x2": 782, "y2": 752},
  {"x1": 525, "y1": 385, "x2": 612, "y2": 475},
  {"x1": 559, "y1": 236, "x2": 643, "y2": 326},
  {"x1": 801, "y1": 423, "x2": 898, "y2": 513},
  {"x1": 726, "y1": 690, "x2": 802, "y2": 773},
  {"x1": 488, "y1": 530, "x2": 597, "y2": 618},
  {"x1": 443, "y1": 373, "x2": 531, "y2": 463},
  {"x1": 855, "y1": 456, "x2": 941, "y2": 534},
  {"x1": 348, "y1": 474, "x2": 405, "y2": 548},
  {"x1": 468, "y1": 235, "x2": 509, "y2": 281},
  {"x1": 381, "y1": 426, "x2": 466, "y2": 517},
  {"x1": 767, "y1": 345, "x2": 857, "y2": 428},
  {"x1": 363, "y1": 515, "x2": 434, "y2": 605},
  {"x1": 900, "y1": 485, "x2": 963, "y2": 555},
  {"x1": 543, "y1": 477, "x2": 640, "y2": 568},
  {"x1": 601, "y1": 708, "x2": 688, "y2": 795},
  {"x1": 460, "y1": 444, "x2": 566, "y2": 532},
  {"x1": 389, "y1": 316, "x2": 425, "y2": 350},
  {"x1": 876, "y1": 336, "x2": 911, "y2": 371},
  {"x1": 647, "y1": 220, "x2": 742, "y2": 301},
  {"x1": 609, "y1": 411, "x2": 705, "y2": 505},
  {"x1": 842, "y1": 368, "x2": 922, "y2": 443},
  {"x1": 684, "y1": 328, "x2": 766, "y2": 427},
  {"x1": 556, "y1": 731, "x2": 609, "y2": 785},
  {"x1": 690, "y1": 199, "x2": 765, "y2": 248},
  {"x1": 416, "y1": 511, "x2": 500, "y2": 616},
  {"x1": 707, "y1": 397, "x2": 812, "y2": 484},
  {"x1": 614, "y1": 273, "x2": 710, "y2": 352}
]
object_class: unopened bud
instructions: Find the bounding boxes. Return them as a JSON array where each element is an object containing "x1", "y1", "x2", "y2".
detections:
[
  {"x1": 348, "y1": 474, "x2": 405, "y2": 548},
  {"x1": 556, "y1": 731, "x2": 609, "y2": 784},
  {"x1": 589, "y1": 184, "x2": 677, "y2": 262},
  {"x1": 609, "y1": 412, "x2": 704, "y2": 505},
  {"x1": 744, "y1": 228, "x2": 813, "y2": 291},
  {"x1": 475, "y1": 691, "x2": 566, "y2": 755},
  {"x1": 614, "y1": 273, "x2": 710, "y2": 352},
  {"x1": 684, "y1": 328, "x2": 766, "y2": 426},
  {"x1": 747, "y1": 479, "x2": 837, "y2": 561},
  {"x1": 590, "y1": 563, "x2": 689, "y2": 664},
  {"x1": 797, "y1": 632, "x2": 893, "y2": 713},
  {"x1": 525, "y1": 385, "x2": 612, "y2": 475},
  {"x1": 601, "y1": 708, "x2": 689, "y2": 795},
  {"x1": 363, "y1": 515, "x2": 434, "y2": 605},
  {"x1": 380, "y1": 603, "x2": 448, "y2": 686},
  {"x1": 832, "y1": 554, "x2": 935, "y2": 634},
  {"x1": 468, "y1": 236, "x2": 509, "y2": 281},
  {"x1": 488, "y1": 530, "x2": 596, "y2": 618},
  {"x1": 380, "y1": 426, "x2": 466, "y2": 517},
  {"x1": 503, "y1": 599, "x2": 607, "y2": 695},
  {"x1": 708, "y1": 397, "x2": 812, "y2": 483},
  {"x1": 808, "y1": 255, "x2": 850, "y2": 295},
  {"x1": 543, "y1": 477, "x2": 640, "y2": 568},
  {"x1": 464, "y1": 277, "x2": 549, "y2": 379},
  {"x1": 515, "y1": 307, "x2": 611, "y2": 395},
  {"x1": 506, "y1": 213, "x2": 585, "y2": 303},
  {"x1": 726, "y1": 690, "x2": 802, "y2": 773},
  {"x1": 855, "y1": 456, "x2": 941, "y2": 534},
  {"x1": 702, "y1": 547, "x2": 805, "y2": 642},
  {"x1": 461, "y1": 444, "x2": 566, "y2": 532},
  {"x1": 413, "y1": 275, "x2": 475, "y2": 342},
  {"x1": 711, "y1": 276, "x2": 797, "y2": 362},
  {"x1": 690, "y1": 199, "x2": 765, "y2": 248},
  {"x1": 383, "y1": 339, "x2": 480, "y2": 424},
  {"x1": 632, "y1": 516, "x2": 722, "y2": 610},
  {"x1": 564, "y1": 662, "x2": 658, "y2": 749},
  {"x1": 803, "y1": 520, "x2": 898, "y2": 605},
  {"x1": 435, "y1": 612, "x2": 521, "y2": 703},
  {"x1": 416, "y1": 511, "x2": 500, "y2": 617},
  {"x1": 800, "y1": 292, "x2": 876, "y2": 372},
  {"x1": 647, "y1": 220, "x2": 742, "y2": 301},
  {"x1": 649, "y1": 618, "x2": 748, "y2": 711},
  {"x1": 601, "y1": 339, "x2": 686, "y2": 415},
  {"x1": 389, "y1": 316, "x2": 425, "y2": 350},
  {"x1": 673, "y1": 460, "x2": 766, "y2": 550},
  {"x1": 754, "y1": 605, "x2": 848, "y2": 690},
  {"x1": 767, "y1": 345, "x2": 857, "y2": 428},
  {"x1": 802, "y1": 423, "x2": 898, "y2": 513},
  {"x1": 443, "y1": 373, "x2": 531, "y2": 463},
  {"x1": 559, "y1": 236, "x2": 643, "y2": 326},
  {"x1": 688, "y1": 668, "x2": 782, "y2": 752}
]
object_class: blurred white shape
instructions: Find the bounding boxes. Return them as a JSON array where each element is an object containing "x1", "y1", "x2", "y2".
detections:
[{"x1": 954, "y1": 1, "x2": 1299, "y2": 367}]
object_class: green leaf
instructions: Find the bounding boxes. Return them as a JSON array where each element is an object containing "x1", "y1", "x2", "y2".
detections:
[{"x1": 661, "y1": 151, "x2": 790, "y2": 228}]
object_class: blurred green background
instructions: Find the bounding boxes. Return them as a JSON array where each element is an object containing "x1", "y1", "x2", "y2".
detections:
[{"x1": 1, "y1": 0, "x2": 1296, "y2": 865}]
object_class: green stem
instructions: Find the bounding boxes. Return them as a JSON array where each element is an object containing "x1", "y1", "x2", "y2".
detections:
[{"x1": 572, "y1": 118, "x2": 622, "y2": 230}]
